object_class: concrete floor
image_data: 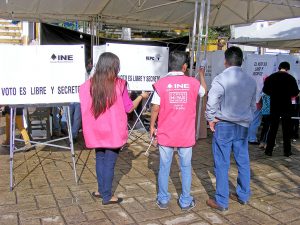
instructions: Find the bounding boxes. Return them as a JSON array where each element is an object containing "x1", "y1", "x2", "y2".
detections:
[{"x1": 1, "y1": 116, "x2": 300, "y2": 225}]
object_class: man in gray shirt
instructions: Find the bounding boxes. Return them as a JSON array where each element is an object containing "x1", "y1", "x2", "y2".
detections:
[{"x1": 205, "y1": 46, "x2": 256, "y2": 211}]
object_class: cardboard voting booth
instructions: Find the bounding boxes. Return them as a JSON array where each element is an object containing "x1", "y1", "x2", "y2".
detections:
[
  {"x1": 0, "y1": 45, "x2": 85, "y2": 190},
  {"x1": 93, "y1": 43, "x2": 169, "y2": 144},
  {"x1": 93, "y1": 43, "x2": 169, "y2": 91},
  {"x1": 0, "y1": 45, "x2": 85, "y2": 105},
  {"x1": 244, "y1": 54, "x2": 277, "y2": 103}
]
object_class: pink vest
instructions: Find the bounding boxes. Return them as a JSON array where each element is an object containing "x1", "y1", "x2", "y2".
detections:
[
  {"x1": 153, "y1": 75, "x2": 200, "y2": 147},
  {"x1": 79, "y1": 78, "x2": 128, "y2": 149}
]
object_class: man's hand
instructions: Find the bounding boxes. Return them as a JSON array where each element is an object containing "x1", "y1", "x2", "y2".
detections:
[
  {"x1": 199, "y1": 67, "x2": 205, "y2": 76},
  {"x1": 209, "y1": 118, "x2": 220, "y2": 132},
  {"x1": 150, "y1": 127, "x2": 156, "y2": 139}
]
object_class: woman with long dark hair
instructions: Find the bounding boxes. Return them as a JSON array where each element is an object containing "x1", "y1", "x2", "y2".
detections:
[{"x1": 79, "y1": 52, "x2": 148, "y2": 205}]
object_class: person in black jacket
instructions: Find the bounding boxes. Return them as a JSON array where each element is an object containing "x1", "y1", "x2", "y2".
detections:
[{"x1": 263, "y1": 62, "x2": 299, "y2": 157}]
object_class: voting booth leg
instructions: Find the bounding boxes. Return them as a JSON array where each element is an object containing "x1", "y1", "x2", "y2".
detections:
[
  {"x1": 66, "y1": 106, "x2": 78, "y2": 184},
  {"x1": 9, "y1": 107, "x2": 17, "y2": 191}
]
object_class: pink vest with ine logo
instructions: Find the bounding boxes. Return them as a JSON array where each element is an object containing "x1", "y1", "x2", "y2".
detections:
[
  {"x1": 153, "y1": 74, "x2": 200, "y2": 147},
  {"x1": 79, "y1": 78, "x2": 128, "y2": 149}
]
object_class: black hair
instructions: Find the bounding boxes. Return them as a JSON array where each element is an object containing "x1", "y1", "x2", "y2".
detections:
[
  {"x1": 224, "y1": 46, "x2": 243, "y2": 67},
  {"x1": 278, "y1": 61, "x2": 290, "y2": 71},
  {"x1": 168, "y1": 51, "x2": 187, "y2": 71}
]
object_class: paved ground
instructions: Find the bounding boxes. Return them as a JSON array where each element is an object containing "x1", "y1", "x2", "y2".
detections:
[{"x1": 1, "y1": 116, "x2": 300, "y2": 225}]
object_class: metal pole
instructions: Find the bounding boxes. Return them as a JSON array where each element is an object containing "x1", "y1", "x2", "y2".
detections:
[
  {"x1": 203, "y1": 0, "x2": 211, "y2": 60},
  {"x1": 195, "y1": 0, "x2": 206, "y2": 140},
  {"x1": 97, "y1": 15, "x2": 100, "y2": 46},
  {"x1": 195, "y1": 0, "x2": 205, "y2": 72},
  {"x1": 189, "y1": 0, "x2": 199, "y2": 76},
  {"x1": 66, "y1": 106, "x2": 78, "y2": 184},
  {"x1": 95, "y1": 16, "x2": 98, "y2": 46},
  {"x1": 9, "y1": 107, "x2": 16, "y2": 191},
  {"x1": 90, "y1": 19, "x2": 94, "y2": 59}
]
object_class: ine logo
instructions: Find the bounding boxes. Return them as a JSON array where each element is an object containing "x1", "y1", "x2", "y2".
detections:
[
  {"x1": 146, "y1": 54, "x2": 162, "y2": 62},
  {"x1": 167, "y1": 83, "x2": 190, "y2": 89},
  {"x1": 50, "y1": 54, "x2": 74, "y2": 63}
]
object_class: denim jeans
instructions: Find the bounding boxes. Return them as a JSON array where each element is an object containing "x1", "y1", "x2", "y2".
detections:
[
  {"x1": 69, "y1": 103, "x2": 82, "y2": 138},
  {"x1": 95, "y1": 148, "x2": 120, "y2": 203},
  {"x1": 157, "y1": 145, "x2": 193, "y2": 207},
  {"x1": 213, "y1": 121, "x2": 251, "y2": 208},
  {"x1": 248, "y1": 109, "x2": 262, "y2": 142},
  {"x1": 52, "y1": 106, "x2": 61, "y2": 132}
]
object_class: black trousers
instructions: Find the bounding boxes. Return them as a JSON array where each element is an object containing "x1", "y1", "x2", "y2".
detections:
[{"x1": 265, "y1": 113, "x2": 292, "y2": 155}]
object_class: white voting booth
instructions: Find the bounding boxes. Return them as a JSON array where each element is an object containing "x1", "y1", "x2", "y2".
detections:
[
  {"x1": 93, "y1": 43, "x2": 169, "y2": 140},
  {"x1": 243, "y1": 54, "x2": 278, "y2": 103},
  {"x1": 0, "y1": 45, "x2": 85, "y2": 190}
]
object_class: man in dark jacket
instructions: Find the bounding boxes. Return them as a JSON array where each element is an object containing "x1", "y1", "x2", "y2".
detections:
[{"x1": 263, "y1": 61, "x2": 299, "y2": 157}]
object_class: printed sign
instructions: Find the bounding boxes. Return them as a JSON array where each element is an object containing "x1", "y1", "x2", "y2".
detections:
[
  {"x1": 0, "y1": 45, "x2": 85, "y2": 105},
  {"x1": 244, "y1": 54, "x2": 277, "y2": 102},
  {"x1": 93, "y1": 43, "x2": 169, "y2": 91}
]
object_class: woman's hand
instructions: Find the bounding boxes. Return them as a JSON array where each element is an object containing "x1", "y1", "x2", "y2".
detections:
[{"x1": 140, "y1": 92, "x2": 150, "y2": 99}]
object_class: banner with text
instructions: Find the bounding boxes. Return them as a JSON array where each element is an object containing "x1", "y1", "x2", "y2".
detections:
[
  {"x1": 244, "y1": 54, "x2": 277, "y2": 102},
  {"x1": 0, "y1": 45, "x2": 85, "y2": 105},
  {"x1": 93, "y1": 43, "x2": 169, "y2": 91}
]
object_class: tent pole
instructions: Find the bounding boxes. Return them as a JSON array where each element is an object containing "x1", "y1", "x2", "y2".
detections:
[
  {"x1": 203, "y1": 0, "x2": 211, "y2": 60},
  {"x1": 189, "y1": 0, "x2": 199, "y2": 77},
  {"x1": 90, "y1": 18, "x2": 94, "y2": 59},
  {"x1": 95, "y1": 16, "x2": 98, "y2": 46},
  {"x1": 195, "y1": 0, "x2": 205, "y2": 72},
  {"x1": 195, "y1": 0, "x2": 206, "y2": 140}
]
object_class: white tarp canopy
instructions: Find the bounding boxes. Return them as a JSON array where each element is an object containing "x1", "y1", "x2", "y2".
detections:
[
  {"x1": 229, "y1": 17, "x2": 300, "y2": 50},
  {"x1": 1, "y1": 0, "x2": 300, "y2": 29}
]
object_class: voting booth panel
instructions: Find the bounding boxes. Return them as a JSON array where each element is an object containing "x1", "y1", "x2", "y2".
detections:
[
  {"x1": 210, "y1": 51, "x2": 226, "y2": 88},
  {"x1": 244, "y1": 54, "x2": 277, "y2": 103},
  {"x1": 0, "y1": 45, "x2": 86, "y2": 105},
  {"x1": 93, "y1": 43, "x2": 169, "y2": 91},
  {"x1": 0, "y1": 45, "x2": 85, "y2": 190}
]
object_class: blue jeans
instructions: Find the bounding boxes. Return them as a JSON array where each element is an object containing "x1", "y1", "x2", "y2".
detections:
[
  {"x1": 213, "y1": 121, "x2": 251, "y2": 208},
  {"x1": 248, "y1": 109, "x2": 262, "y2": 142},
  {"x1": 95, "y1": 148, "x2": 120, "y2": 203},
  {"x1": 52, "y1": 106, "x2": 61, "y2": 132},
  {"x1": 69, "y1": 103, "x2": 82, "y2": 138},
  {"x1": 157, "y1": 145, "x2": 193, "y2": 207}
]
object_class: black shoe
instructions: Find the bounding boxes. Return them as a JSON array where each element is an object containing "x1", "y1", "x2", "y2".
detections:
[
  {"x1": 229, "y1": 193, "x2": 248, "y2": 205},
  {"x1": 265, "y1": 151, "x2": 272, "y2": 156},
  {"x1": 52, "y1": 131, "x2": 63, "y2": 137},
  {"x1": 284, "y1": 152, "x2": 293, "y2": 157},
  {"x1": 102, "y1": 197, "x2": 123, "y2": 205},
  {"x1": 61, "y1": 128, "x2": 68, "y2": 136},
  {"x1": 156, "y1": 200, "x2": 169, "y2": 209},
  {"x1": 248, "y1": 141, "x2": 260, "y2": 145},
  {"x1": 178, "y1": 199, "x2": 196, "y2": 211}
]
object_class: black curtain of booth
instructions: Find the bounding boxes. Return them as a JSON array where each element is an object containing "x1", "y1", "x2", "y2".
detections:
[
  {"x1": 40, "y1": 23, "x2": 189, "y2": 65},
  {"x1": 40, "y1": 23, "x2": 92, "y2": 65}
]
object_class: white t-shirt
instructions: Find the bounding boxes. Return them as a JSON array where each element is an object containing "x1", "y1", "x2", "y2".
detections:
[{"x1": 151, "y1": 71, "x2": 205, "y2": 105}]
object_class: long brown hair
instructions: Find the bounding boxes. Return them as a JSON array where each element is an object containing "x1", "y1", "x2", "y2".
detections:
[{"x1": 90, "y1": 52, "x2": 120, "y2": 118}]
